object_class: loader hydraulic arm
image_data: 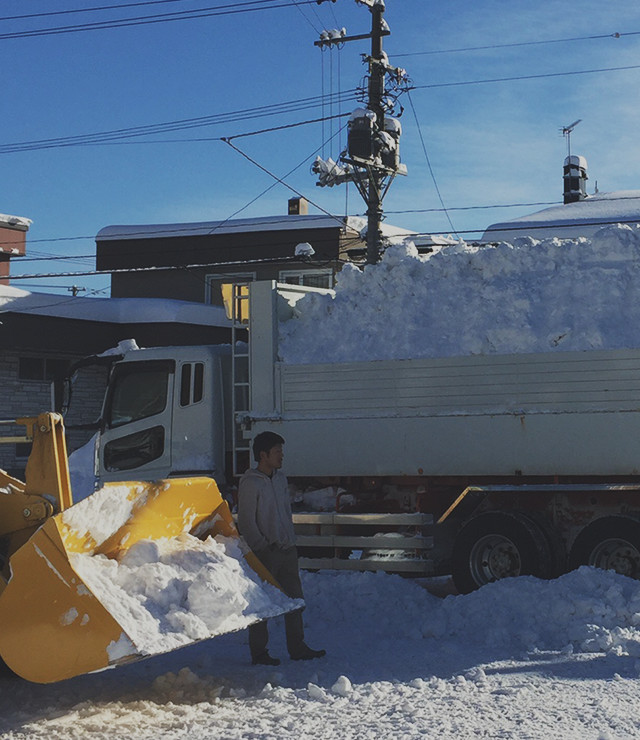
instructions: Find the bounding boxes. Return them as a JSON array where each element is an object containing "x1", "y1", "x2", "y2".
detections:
[{"x1": 0, "y1": 413, "x2": 73, "y2": 580}]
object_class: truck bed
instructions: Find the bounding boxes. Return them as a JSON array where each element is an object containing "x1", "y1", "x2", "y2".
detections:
[
  {"x1": 246, "y1": 284, "x2": 640, "y2": 480},
  {"x1": 272, "y1": 349, "x2": 640, "y2": 478}
]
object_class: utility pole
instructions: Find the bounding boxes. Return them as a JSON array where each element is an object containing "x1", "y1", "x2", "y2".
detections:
[
  {"x1": 314, "y1": 0, "x2": 409, "y2": 264},
  {"x1": 365, "y1": 1, "x2": 386, "y2": 264}
]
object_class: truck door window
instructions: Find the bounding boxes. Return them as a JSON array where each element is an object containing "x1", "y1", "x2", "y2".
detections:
[
  {"x1": 103, "y1": 425, "x2": 164, "y2": 471},
  {"x1": 194, "y1": 362, "x2": 204, "y2": 403},
  {"x1": 180, "y1": 364, "x2": 192, "y2": 407},
  {"x1": 179, "y1": 362, "x2": 205, "y2": 407},
  {"x1": 107, "y1": 361, "x2": 174, "y2": 428}
]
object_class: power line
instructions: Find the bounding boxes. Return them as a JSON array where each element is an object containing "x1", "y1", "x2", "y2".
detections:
[
  {"x1": 392, "y1": 30, "x2": 637, "y2": 58},
  {"x1": 0, "y1": 286, "x2": 114, "y2": 315},
  {"x1": 287, "y1": 0, "x2": 322, "y2": 34},
  {"x1": 0, "y1": 100, "x2": 356, "y2": 154},
  {"x1": 0, "y1": 0, "x2": 321, "y2": 40},
  {"x1": 222, "y1": 137, "x2": 346, "y2": 228},
  {"x1": 7, "y1": 125, "x2": 351, "y2": 276},
  {"x1": 406, "y1": 217, "x2": 640, "y2": 238},
  {"x1": 406, "y1": 90, "x2": 457, "y2": 236},
  {"x1": 4, "y1": 61, "x2": 639, "y2": 156},
  {"x1": 0, "y1": 112, "x2": 349, "y2": 152},
  {"x1": 384, "y1": 201, "x2": 561, "y2": 215},
  {"x1": 16, "y1": 255, "x2": 96, "y2": 263},
  {"x1": 8, "y1": 211, "x2": 640, "y2": 282},
  {"x1": 192, "y1": 121, "x2": 349, "y2": 240},
  {"x1": 6, "y1": 255, "x2": 304, "y2": 281},
  {"x1": 412, "y1": 64, "x2": 640, "y2": 91},
  {"x1": 8, "y1": 195, "x2": 640, "y2": 253},
  {"x1": 0, "y1": 0, "x2": 195, "y2": 22},
  {"x1": 7, "y1": 212, "x2": 640, "y2": 281}
]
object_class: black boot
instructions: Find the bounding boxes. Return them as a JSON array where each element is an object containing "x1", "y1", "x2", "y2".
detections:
[
  {"x1": 252, "y1": 651, "x2": 281, "y2": 666},
  {"x1": 290, "y1": 645, "x2": 326, "y2": 661}
]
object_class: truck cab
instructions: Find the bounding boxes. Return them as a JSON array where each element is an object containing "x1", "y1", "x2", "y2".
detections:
[{"x1": 95, "y1": 345, "x2": 230, "y2": 487}]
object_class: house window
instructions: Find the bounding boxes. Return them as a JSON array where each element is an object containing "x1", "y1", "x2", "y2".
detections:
[
  {"x1": 18, "y1": 357, "x2": 70, "y2": 381},
  {"x1": 205, "y1": 272, "x2": 256, "y2": 306},
  {"x1": 279, "y1": 269, "x2": 333, "y2": 289}
]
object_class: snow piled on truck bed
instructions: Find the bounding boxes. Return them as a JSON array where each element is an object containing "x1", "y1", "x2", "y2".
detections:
[
  {"x1": 279, "y1": 224, "x2": 640, "y2": 364},
  {"x1": 3, "y1": 567, "x2": 640, "y2": 738}
]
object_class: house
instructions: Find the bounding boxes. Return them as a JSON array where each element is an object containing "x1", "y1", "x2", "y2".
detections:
[
  {"x1": 95, "y1": 199, "x2": 416, "y2": 306},
  {"x1": 0, "y1": 285, "x2": 232, "y2": 477},
  {"x1": 481, "y1": 156, "x2": 640, "y2": 243}
]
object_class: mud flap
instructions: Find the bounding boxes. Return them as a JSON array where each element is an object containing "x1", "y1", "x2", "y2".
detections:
[{"x1": 0, "y1": 478, "x2": 297, "y2": 683}]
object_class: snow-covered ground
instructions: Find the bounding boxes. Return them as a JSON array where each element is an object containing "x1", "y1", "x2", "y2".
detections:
[
  {"x1": 2, "y1": 567, "x2": 640, "y2": 739},
  {"x1": 6, "y1": 227, "x2": 640, "y2": 737}
]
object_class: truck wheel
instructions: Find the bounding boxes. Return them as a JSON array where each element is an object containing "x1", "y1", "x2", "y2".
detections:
[
  {"x1": 568, "y1": 517, "x2": 640, "y2": 578},
  {"x1": 452, "y1": 511, "x2": 553, "y2": 594}
]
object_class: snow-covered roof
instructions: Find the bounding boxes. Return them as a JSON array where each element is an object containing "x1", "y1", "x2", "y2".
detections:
[
  {"x1": 481, "y1": 191, "x2": 640, "y2": 242},
  {"x1": 0, "y1": 212, "x2": 31, "y2": 231},
  {"x1": 96, "y1": 214, "x2": 415, "y2": 242},
  {"x1": 0, "y1": 285, "x2": 230, "y2": 327}
]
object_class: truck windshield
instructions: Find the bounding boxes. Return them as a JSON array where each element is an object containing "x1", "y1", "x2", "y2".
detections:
[{"x1": 107, "y1": 360, "x2": 174, "y2": 428}]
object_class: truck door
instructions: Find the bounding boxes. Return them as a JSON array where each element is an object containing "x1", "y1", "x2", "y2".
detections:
[{"x1": 97, "y1": 359, "x2": 175, "y2": 482}]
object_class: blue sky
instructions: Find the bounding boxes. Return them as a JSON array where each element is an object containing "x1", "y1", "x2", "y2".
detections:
[{"x1": 3, "y1": 0, "x2": 640, "y2": 296}]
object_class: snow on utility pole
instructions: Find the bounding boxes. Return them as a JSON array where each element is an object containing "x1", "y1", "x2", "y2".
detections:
[{"x1": 314, "y1": 0, "x2": 409, "y2": 264}]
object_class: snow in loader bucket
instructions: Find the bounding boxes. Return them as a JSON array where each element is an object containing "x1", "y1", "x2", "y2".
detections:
[{"x1": 0, "y1": 477, "x2": 301, "y2": 683}]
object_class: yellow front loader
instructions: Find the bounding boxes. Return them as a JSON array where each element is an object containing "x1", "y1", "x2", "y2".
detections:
[{"x1": 0, "y1": 414, "x2": 288, "y2": 684}]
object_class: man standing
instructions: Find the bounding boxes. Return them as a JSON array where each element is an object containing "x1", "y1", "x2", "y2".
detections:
[{"x1": 237, "y1": 431, "x2": 326, "y2": 666}]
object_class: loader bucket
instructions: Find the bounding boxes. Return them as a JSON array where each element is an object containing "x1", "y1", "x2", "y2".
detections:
[{"x1": 0, "y1": 478, "x2": 299, "y2": 683}]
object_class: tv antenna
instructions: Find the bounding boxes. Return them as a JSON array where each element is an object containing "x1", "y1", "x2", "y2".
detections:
[{"x1": 561, "y1": 119, "x2": 582, "y2": 158}]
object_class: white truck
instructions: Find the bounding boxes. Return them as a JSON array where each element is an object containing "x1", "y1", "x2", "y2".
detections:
[{"x1": 66, "y1": 281, "x2": 640, "y2": 593}]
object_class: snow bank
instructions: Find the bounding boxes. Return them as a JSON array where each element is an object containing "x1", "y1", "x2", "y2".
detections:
[
  {"x1": 279, "y1": 224, "x2": 640, "y2": 364},
  {"x1": 304, "y1": 566, "x2": 640, "y2": 659}
]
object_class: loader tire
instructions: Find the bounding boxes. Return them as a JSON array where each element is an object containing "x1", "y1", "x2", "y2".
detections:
[
  {"x1": 568, "y1": 516, "x2": 640, "y2": 579},
  {"x1": 452, "y1": 511, "x2": 554, "y2": 594}
]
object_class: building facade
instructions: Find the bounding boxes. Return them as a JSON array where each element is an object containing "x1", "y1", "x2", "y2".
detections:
[{"x1": 95, "y1": 206, "x2": 415, "y2": 306}]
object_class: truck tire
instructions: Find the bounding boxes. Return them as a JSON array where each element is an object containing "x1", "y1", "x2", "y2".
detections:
[
  {"x1": 451, "y1": 511, "x2": 554, "y2": 594},
  {"x1": 568, "y1": 516, "x2": 640, "y2": 578}
]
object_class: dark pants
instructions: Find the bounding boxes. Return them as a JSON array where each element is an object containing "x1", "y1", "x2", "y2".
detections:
[{"x1": 249, "y1": 545, "x2": 305, "y2": 659}]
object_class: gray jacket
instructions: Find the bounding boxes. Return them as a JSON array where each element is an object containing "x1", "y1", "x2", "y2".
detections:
[{"x1": 237, "y1": 467, "x2": 296, "y2": 552}]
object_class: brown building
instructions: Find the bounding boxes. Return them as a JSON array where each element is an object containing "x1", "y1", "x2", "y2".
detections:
[{"x1": 95, "y1": 203, "x2": 416, "y2": 306}]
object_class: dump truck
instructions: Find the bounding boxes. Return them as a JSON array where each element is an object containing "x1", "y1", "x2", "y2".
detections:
[
  {"x1": 0, "y1": 412, "x2": 297, "y2": 683},
  {"x1": 63, "y1": 281, "x2": 640, "y2": 595}
]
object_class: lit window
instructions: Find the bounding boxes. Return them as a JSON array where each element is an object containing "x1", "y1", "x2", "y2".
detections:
[{"x1": 205, "y1": 272, "x2": 256, "y2": 306}]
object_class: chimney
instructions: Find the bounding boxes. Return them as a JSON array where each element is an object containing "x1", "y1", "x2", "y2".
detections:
[
  {"x1": 0, "y1": 213, "x2": 31, "y2": 286},
  {"x1": 563, "y1": 155, "x2": 588, "y2": 204},
  {"x1": 288, "y1": 197, "x2": 308, "y2": 216}
]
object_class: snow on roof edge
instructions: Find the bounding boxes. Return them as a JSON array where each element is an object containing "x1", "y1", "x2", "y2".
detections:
[
  {"x1": 481, "y1": 190, "x2": 640, "y2": 241},
  {"x1": 96, "y1": 214, "x2": 415, "y2": 242},
  {"x1": 0, "y1": 213, "x2": 32, "y2": 230},
  {"x1": 0, "y1": 287, "x2": 230, "y2": 328}
]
